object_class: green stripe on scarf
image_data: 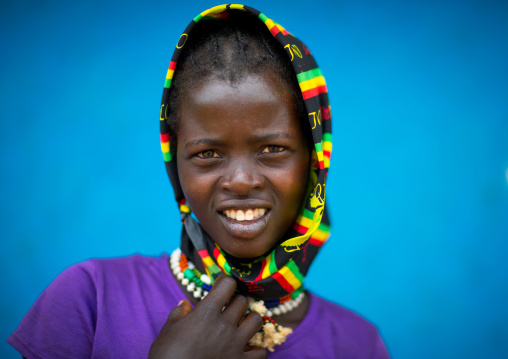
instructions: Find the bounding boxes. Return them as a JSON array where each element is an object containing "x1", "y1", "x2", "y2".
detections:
[
  {"x1": 258, "y1": 13, "x2": 268, "y2": 22},
  {"x1": 296, "y1": 68, "x2": 323, "y2": 83},
  {"x1": 287, "y1": 260, "x2": 305, "y2": 284}
]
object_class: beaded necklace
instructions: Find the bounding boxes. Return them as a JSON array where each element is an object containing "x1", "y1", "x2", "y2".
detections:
[
  {"x1": 169, "y1": 248, "x2": 305, "y2": 351},
  {"x1": 170, "y1": 248, "x2": 305, "y2": 316}
]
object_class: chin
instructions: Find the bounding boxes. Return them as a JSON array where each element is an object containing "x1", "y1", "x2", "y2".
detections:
[{"x1": 220, "y1": 242, "x2": 277, "y2": 261}]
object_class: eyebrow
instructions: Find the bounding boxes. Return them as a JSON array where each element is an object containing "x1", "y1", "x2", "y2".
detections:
[
  {"x1": 254, "y1": 132, "x2": 295, "y2": 141},
  {"x1": 184, "y1": 138, "x2": 224, "y2": 148},
  {"x1": 184, "y1": 132, "x2": 295, "y2": 149}
]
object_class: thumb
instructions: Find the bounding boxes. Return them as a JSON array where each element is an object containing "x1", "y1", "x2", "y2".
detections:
[{"x1": 167, "y1": 299, "x2": 192, "y2": 323}]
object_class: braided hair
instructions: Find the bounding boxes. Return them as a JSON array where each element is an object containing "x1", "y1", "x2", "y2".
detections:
[{"x1": 166, "y1": 11, "x2": 308, "y2": 154}]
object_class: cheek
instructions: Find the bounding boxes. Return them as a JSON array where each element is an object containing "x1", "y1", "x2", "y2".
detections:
[
  {"x1": 177, "y1": 164, "x2": 212, "y2": 214},
  {"x1": 278, "y1": 154, "x2": 310, "y2": 207}
]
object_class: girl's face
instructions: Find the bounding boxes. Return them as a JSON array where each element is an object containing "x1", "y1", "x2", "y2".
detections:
[{"x1": 176, "y1": 73, "x2": 310, "y2": 259}]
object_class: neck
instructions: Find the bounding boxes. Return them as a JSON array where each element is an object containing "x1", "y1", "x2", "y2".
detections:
[{"x1": 171, "y1": 248, "x2": 310, "y2": 329}]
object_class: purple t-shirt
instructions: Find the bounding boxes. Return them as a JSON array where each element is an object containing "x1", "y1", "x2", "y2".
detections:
[{"x1": 8, "y1": 255, "x2": 389, "y2": 358}]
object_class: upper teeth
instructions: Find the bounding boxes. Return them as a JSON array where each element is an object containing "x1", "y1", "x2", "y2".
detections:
[{"x1": 224, "y1": 208, "x2": 266, "y2": 221}]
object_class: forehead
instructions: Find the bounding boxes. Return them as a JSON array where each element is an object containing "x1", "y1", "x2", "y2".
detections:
[{"x1": 177, "y1": 74, "x2": 302, "y2": 142}]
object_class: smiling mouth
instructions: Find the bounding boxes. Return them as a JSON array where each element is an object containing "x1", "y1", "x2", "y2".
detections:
[
  {"x1": 223, "y1": 208, "x2": 267, "y2": 222},
  {"x1": 218, "y1": 207, "x2": 270, "y2": 240}
]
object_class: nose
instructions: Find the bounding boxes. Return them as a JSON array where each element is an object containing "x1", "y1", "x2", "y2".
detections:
[{"x1": 221, "y1": 159, "x2": 263, "y2": 196}]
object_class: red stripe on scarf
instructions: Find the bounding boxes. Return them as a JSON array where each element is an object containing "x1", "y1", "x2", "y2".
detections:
[
  {"x1": 302, "y1": 85, "x2": 328, "y2": 100},
  {"x1": 254, "y1": 259, "x2": 266, "y2": 281},
  {"x1": 273, "y1": 272, "x2": 295, "y2": 293},
  {"x1": 309, "y1": 238, "x2": 325, "y2": 247},
  {"x1": 198, "y1": 249, "x2": 209, "y2": 258},
  {"x1": 270, "y1": 26, "x2": 280, "y2": 37},
  {"x1": 292, "y1": 222, "x2": 308, "y2": 234}
]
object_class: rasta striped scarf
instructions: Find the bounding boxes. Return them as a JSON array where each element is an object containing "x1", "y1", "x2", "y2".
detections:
[{"x1": 159, "y1": 4, "x2": 332, "y2": 301}]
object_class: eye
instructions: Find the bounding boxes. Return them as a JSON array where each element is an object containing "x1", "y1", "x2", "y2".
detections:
[
  {"x1": 196, "y1": 150, "x2": 220, "y2": 159},
  {"x1": 261, "y1": 145, "x2": 285, "y2": 154}
]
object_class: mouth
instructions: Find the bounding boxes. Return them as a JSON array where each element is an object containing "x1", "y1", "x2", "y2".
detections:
[
  {"x1": 223, "y1": 208, "x2": 267, "y2": 221},
  {"x1": 218, "y1": 207, "x2": 270, "y2": 239}
]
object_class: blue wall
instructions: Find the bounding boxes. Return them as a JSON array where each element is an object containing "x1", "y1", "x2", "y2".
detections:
[{"x1": 1, "y1": 0, "x2": 507, "y2": 357}]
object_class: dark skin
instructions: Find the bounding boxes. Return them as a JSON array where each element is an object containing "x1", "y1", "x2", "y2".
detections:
[
  {"x1": 149, "y1": 73, "x2": 310, "y2": 358},
  {"x1": 149, "y1": 276, "x2": 267, "y2": 359},
  {"x1": 177, "y1": 74, "x2": 310, "y2": 260}
]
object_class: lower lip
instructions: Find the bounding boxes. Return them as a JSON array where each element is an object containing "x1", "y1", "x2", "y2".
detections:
[{"x1": 218, "y1": 211, "x2": 270, "y2": 239}]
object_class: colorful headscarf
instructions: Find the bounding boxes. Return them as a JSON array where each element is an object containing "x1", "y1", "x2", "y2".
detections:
[{"x1": 159, "y1": 4, "x2": 332, "y2": 301}]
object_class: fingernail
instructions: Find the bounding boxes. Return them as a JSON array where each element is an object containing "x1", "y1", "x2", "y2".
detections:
[{"x1": 178, "y1": 300, "x2": 185, "y2": 306}]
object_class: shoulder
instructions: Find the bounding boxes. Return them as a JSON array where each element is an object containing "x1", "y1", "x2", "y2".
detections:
[
  {"x1": 53, "y1": 254, "x2": 172, "y2": 291},
  {"x1": 37, "y1": 254, "x2": 174, "y2": 313},
  {"x1": 70, "y1": 254, "x2": 167, "y2": 277},
  {"x1": 272, "y1": 292, "x2": 390, "y2": 358},
  {"x1": 25, "y1": 255, "x2": 167, "y2": 297},
  {"x1": 8, "y1": 255, "x2": 174, "y2": 359},
  {"x1": 310, "y1": 293, "x2": 384, "y2": 343},
  {"x1": 309, "y1": 293, "x2": 390, "y2": 358}
]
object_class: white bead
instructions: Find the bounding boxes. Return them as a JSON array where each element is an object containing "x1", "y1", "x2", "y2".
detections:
[
  {"x1": 285, "y1": 302, "x2": 294, "y2": 312},
  {"x1": 266, "y1": 310, "x2": 273, "y2": 317},
  {"x1": 172, "y1": 268, "x2": 179, "y2": 275},
  {"x1": 193, "y1": 290, "x2": 202, "y2": 298},
  {"x1": 280, "y1": 305, "x2": 287, "y2": 314},
  {"x1": 200, "y1": 274, "x2": 211, "y2": 285},
  {"x1": 170, "y1": 262, "x2": 179, "y2": 270},
  {"x1": 177, "y1": 272, "x2": 185, "y2": 280},
  {"x1": 182, "y1": 278, "x2": 189, "y2": 286},
  {"x1": 188, "y1": 262, "x2": 195, "y2": 269},
  {"x1": 203, "y1": 291, "x2": 208, "y2": 297},
  {"x1": 187, "y1": 283, "x2": 195, "y2": 292},
  {"x1": 273, "y1": 307, "x2": 281, "y2": 316}
]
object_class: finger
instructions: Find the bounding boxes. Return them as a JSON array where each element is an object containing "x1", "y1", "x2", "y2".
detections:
[
  {"x1": 222, "y1": 294, "x2": 249, "y2": 324},
  {"x1": 199, "y1": 275, "x2": 237, "y2": 311},
  {"x1": 238, "y1": 312, "x2": 264, "y2": 342},
  {"x1": 243, "y1": 346, "x2": 268, "y2": 359}
]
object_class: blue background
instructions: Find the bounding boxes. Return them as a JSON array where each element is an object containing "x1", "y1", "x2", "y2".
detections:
[{"x1": 1, "y1": 0, "x2": 507, "y2": 358}]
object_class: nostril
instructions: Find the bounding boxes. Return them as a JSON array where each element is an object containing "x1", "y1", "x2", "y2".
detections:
[{"x1": 221, "y1": 164, "x2": 263, "y2": 195}]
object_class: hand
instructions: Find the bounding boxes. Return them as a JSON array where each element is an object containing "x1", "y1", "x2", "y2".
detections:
[{"x1": 149, "y1": 275, "x2": 267, "y2": 359}]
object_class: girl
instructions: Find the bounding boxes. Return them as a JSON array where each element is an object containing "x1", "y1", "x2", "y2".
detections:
[{"x1": 8, "y1": 5, "x2": 389, "y2": 358}]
